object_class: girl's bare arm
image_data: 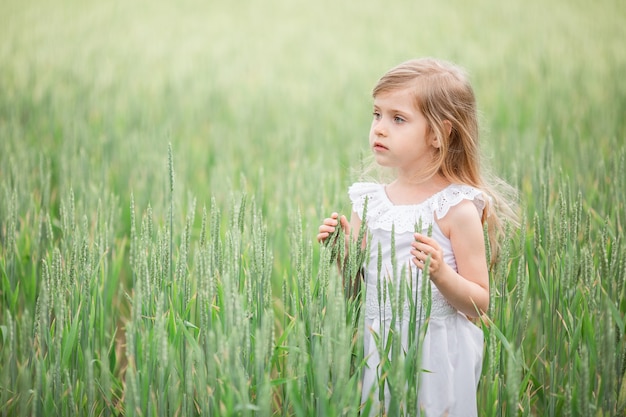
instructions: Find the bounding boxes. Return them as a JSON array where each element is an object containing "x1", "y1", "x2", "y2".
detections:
[{"x1": 411, "y1": 200, "x2": 490, "y2": 317}]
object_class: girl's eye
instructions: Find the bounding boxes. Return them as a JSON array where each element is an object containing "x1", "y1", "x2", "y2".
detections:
[
  {"x1": 394, "y1": 116, "x2": 405, "y2": 123},
  {"x1": 373, "y1": 111, "x2": 381, "y2": 120}
]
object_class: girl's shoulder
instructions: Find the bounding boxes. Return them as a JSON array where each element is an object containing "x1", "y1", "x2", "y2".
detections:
[
  {"x1": 348, "y1": 181, "x2": 386, "y2": 212},
  {"x1": 348, "y1": 181, "x2": 388, "y2": 224},
  {"x1": 348, "y1": 181, "x2": 384, "y2": 200},
  {"x1": 432, "y1": 184, "x2": 486, "y2": 220}
]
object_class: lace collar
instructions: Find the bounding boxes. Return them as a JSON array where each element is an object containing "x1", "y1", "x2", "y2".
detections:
[{"x1": 349, "y1": 182, "x2": 485, "y2": 233}]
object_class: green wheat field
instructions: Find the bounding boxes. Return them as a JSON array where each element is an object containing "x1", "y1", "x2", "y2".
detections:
[{"x1": 1, "y1": 0, "x2": 625, "y2": 415}]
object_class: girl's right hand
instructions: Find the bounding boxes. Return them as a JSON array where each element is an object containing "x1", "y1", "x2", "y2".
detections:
[{"x1": 317, "y1": 212, "x2": 350, "y2": 244}]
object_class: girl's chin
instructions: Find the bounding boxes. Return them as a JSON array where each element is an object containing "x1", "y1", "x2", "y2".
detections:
[{"x1": 372, "y1": 155, "x2": 395, "y2": 167}]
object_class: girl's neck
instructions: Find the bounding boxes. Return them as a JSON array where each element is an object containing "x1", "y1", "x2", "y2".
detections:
[
  {"x1": 394, "y1": 169, "x2": 449, "y2": 187},
  {"x1": 387, "y1": 173, "x2": 450, "y2": 205}
]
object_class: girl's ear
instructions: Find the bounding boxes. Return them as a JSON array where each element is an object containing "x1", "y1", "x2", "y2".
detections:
[{"x1": 431, "y1": 121, "x2": 452, "y2": 149}]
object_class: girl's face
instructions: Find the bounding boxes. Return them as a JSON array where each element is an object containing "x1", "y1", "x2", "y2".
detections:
[{"x1": 369, "y1": 88, "x2": 439, "y2": 175}]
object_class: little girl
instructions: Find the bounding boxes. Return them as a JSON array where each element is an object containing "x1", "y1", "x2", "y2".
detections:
[{"x1": 317, "y1": 58, "x2": 517, "y2": 416}]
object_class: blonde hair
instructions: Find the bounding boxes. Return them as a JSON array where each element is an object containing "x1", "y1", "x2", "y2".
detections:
[{"x1": 369, "y1": 57, "x2": 518, "y2": 263}]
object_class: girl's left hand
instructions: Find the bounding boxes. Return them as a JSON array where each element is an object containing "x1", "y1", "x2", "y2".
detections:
[{"x1": 411, "y1": 233, "x2": 444, "y2": 280}]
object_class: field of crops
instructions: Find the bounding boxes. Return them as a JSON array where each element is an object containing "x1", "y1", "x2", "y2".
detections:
[{"x1": 1, "y1": 0, "x2": 625, "y2": 415}]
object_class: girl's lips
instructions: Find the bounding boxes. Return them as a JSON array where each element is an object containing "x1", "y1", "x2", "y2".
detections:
[{"x1": 373, "y1": 141, "x2": 388, "y2": 151}]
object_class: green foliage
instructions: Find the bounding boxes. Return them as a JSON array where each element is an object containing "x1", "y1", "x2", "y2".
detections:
[{"x1": 1, "y1": 0, "x2": 625, "y2": 415}]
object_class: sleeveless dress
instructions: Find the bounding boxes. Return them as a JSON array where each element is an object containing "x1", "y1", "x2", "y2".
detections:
[{"x1": 349, "y1": 182, "x2": 486, "y2": 417}]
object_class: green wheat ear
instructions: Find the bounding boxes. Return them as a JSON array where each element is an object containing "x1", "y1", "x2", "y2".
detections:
[
  {"x1": 324, "y1": 219, "x2": 342, "y2": 247},
  {"x1": 414, "y1": 218, "x2": 423, "y2": 234},
  {"x1": 324, "y1": 219, "x2": 343, "y2": 268}
]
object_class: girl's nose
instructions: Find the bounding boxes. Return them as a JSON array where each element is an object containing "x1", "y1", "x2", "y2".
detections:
[{"x1": 373, "y1": 121, "x2": 387, "y2": 137}]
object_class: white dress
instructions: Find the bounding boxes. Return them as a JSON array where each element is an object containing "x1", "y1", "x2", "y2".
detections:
[{"x1": 349, "y1": 182, "x2": 486, "y2": 417}]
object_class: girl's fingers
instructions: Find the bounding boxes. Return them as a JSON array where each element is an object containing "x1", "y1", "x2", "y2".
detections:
[
  {"x1": 339, "y1": 215, "x2": 350, "y2": 234},
  {"x1": 411, "y1": 241, "x2": 431, "y2": 255},
  {"x1": 317, "y1": 228, "x2": 335, "y2": 242},
  {"x1": 317, "y1": 213, "x2": 341, "y2": 243},
  {"x1": 414, "y1": 233, "x2": 441, "y2": 254},
  {"x1": 411, "y1": 238, "x2": 440, "y2": 273},
  {"x1": 327, "y1": 214, "x2": 340, "y2": 226},
  {"x1": 317, "y1": 226, "x2": 335, "y2": 243},
  {"x1": 414, "y1": 232, "x2": 434, "y2": 245},
  {"x1": 319, "y1": 219, "x2": 338, "y2": 231}
]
